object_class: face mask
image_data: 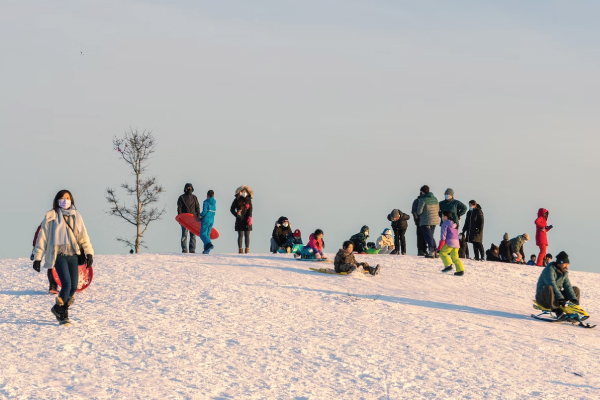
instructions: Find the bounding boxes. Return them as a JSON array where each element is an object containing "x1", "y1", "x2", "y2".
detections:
[
  {"x1": 283, "y1": 223, "x2": 288, "y2": 227},
  {"x1": 445, "y1": 195, "x2": 450, "y2": 200},
  {"x1": 469, "y1": 206, "x2": 473, "y2": 211},
  {"x1": 241, "y1": 192, "x2": 247, "y2": 198},
  {"x1": 365, "y1": 232, "x2": 369, "y2": 236},
  {"x1": 58, "y1": 199, "x2": 71, "y2": 209}
]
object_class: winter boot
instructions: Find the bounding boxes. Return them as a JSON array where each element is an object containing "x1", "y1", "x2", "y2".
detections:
[
  {"x1": 434, "y1": 250, "x2": 439, "y2": 259},
  {"x1": 239, "y1": 248, "x2": 243, "y2": 254},
  {"x1": 203, "y1": 243, "x2": 214, "y2": 254},
  {"x1": 245, "y1": 248, "x2": 250, "y2": 254},
  {"x1": 369, "y1": 264, "x2": 381, "y2": 276},
  {"x1": 51, "y1": 297, "x2": 69, "y2": 324},
  {"x1": 417, "y1": 251, "x2": 426, "y2": 257},
  {"x1": 454, "y1": 271, "x2": 464, "y2": 276},
  {"x1": 425, "y1": 252, "x2": 434, "y2": 259},
  {"x1": 401, "y1": 252, "x2": 406, "y2": 256},
  {"x1": 442, "y1": 265, "x2": 453, "y2": 273},
  {"x1": 390, "y1": 249, "x2": 399, "y2": 255},
  {"x1": 49, "y1": 283, "x2": 59, "y2": 294}
]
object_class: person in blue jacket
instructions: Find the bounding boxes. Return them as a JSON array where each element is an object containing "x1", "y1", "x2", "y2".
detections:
[{"x1": 197, "y1": 190, "x2": 216, "y2": 254}]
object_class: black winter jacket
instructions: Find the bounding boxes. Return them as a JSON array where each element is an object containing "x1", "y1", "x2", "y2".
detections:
[
  {"x1": 387, "y1": 209, "x2": 410, "y2": 231},
  {"x1": 177, "y1": 192, "x2": 200, "y2": 217},
  {"x1": 230, "y1": 196, "x2": 253, "y2": 231},
  {"x1": 462, "y1": 204, "x2": 484, "y2": 243},
  {"x1": 498, "y1": 240, "x2": 512, "y2": 263},
  {"x1": 272, "y1": 224, "x2": 292, "y2": 247}
]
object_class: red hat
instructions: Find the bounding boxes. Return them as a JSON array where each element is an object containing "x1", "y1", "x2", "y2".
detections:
[{"x1": 293, "y1": 229, "x2": 301, "y2": 238}]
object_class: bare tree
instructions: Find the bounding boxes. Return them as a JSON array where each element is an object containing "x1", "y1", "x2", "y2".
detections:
[{"x1": 106, "y1": 129, "x2": 166, "y2": 253}]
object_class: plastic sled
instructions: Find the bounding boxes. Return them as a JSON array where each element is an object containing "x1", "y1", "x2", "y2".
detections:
[
  {"x1": 278, "y1": 244, "x2": 304, "y2": 254},
  {"x1": 176, "y1": 213, "x2": 219, "y2": 239},
  {"x1": 52, "y1": 264, "x2": 94, "y2": 293}
]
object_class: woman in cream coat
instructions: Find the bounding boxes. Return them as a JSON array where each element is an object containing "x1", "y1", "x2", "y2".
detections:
[{"x1": 33, "y1": 190, "x2": 94, "y2": 325}]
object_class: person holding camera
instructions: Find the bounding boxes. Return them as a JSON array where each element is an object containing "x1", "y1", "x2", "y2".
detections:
[{"x1": 535, "y1": 208, "x2": 553, "y2": 267}]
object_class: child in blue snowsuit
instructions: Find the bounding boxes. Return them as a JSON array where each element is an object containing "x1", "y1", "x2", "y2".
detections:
[{"x1": 198, "y1": 190, "x2": 216, "y2": 254}]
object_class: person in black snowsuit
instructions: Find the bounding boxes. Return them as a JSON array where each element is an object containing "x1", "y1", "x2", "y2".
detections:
[
  {"x1": 271, "y1": 216, "x2": 292, "y2": 253},
  {"x1": 411, "y1": 194, "x2": 427, "y2": 256},
  {"x1": 387, "y1": 209, "x2": 410, "y2": 255},
  {"x1": 230, "y1": 185, "x2": 253, "y2": 253},
  {"x1": 462, "y1": 200, "x2": 485, "y2": 261},
  {"x1": 177, "y1": 183, "x2": 200, "y2": 253}
]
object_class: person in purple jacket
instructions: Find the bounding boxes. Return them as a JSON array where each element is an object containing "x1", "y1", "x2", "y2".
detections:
[{"x1": 436, "y1": 211, "x2": 465, "y2": 276}]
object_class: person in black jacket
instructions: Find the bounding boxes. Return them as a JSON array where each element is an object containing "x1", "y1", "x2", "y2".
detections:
[
  {"x1": 498, "y1": 233, "x2": 512, "y2": 263},
  {"x1": 271, "y1": 216, "x2": 292, "y2": 253},
  {"x1": 411, "y1": 194, "x2": 427, "y2": 256},
  {"x1": 230, "y1": 185, "x2": 254, "y2": 253},
  {"x1": 387, "y1": 209, "x2": 410, "y2": 255},
  {"x1": 486, "y1": 244, "x2": 501, "y2": 262},
  {"x1": 462, "y1": 200, "x2": 485, "y2": 261},
  {"x1": 177, "y1": 183, "x2": 200, "y2": 253}
]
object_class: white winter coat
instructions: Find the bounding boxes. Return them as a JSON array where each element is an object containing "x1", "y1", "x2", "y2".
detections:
[
  {"x1": 34, "y1": 209, "x2": 94, "y2": 269},
  {"x1": 376, "y1": 235, "x2": 394, "y2": 249}
]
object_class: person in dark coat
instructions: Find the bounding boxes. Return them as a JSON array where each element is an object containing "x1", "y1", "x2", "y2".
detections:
[
  {"x1": 462, "y1": 200, "x2": 485, "y2": 261},
  {"x1": 270, "y1": 216, "x2": 292, "y2": 253},
  {"x1": 486, "y1": 244, "x2": 501, "y2": 262},
  {"x1": 411, "y1": 194, "x2": 427, "y2": 256},
  {"x1": 177, "y1": 183, "x2": 200, "y2": 253},
  {"x1": 387, "y1": 209, "x2": 410, "y2": 255},
  {"x1": 498, "y1": 233, "x2": 512, "y2": 263},
  {"x1": 350, "y1": 225, "x2": 370, "y2": 254},
  {"x1": 458, "y1": 233, "x2": 470, "y2": 259},
  {"x1": 230, "y1": 185, "x2": 253, "y2": 254},
  {"x1": 438, "y1": 188, "x2": 467, "y2": 226}
]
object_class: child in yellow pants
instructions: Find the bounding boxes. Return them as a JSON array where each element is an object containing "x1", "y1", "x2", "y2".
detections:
[{"x1": 437, "y1": 211, "x2": 465, "y2": 276}]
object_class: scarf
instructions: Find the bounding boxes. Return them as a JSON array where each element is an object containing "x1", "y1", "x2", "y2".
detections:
[{"x1": 54, "y1": 207, "x2": 83, "y2": 248}]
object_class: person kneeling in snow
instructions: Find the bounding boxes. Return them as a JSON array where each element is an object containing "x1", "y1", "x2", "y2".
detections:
[
  {"x1": 535, "y1": 251, "x2": 580, "y2": 317},
  {"x1": 376, "y1": 229, "x2": 395, "y2": 254},
  {"x1": 350, "y1": 225, "x2": 370, "y2": 254},
  {"x1": 334, "y1": 241, "x2": 380, "y2": 275},
  {"x1": 270, "y1": 216, "x2": 292, "y2": 253},
  {"x1": 485, "y1": 244, "x2": 502, "y2": 262},
  {"x1": 437, "y1": 211, "x2": 465, "y2": 276},
  {"x1": 301, "y1": 229, "x2": 327, "y2": 259}
]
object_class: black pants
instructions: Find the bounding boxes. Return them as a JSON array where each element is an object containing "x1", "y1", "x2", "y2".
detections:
[
  {"x1": 536, "y1": 286, "x2": 580, "y2": 309},
  {"x1": 416, "y1": 226, "x2": 426, "y2": 254},
  {"x1": 393, "y1": 228, "x2": 407, "y2": 254},
  {"x1": 47, "y1": 268, "x2": 57, "y2": 287},
  {"x1": 471, "y1": 242, "x2": 485, "y2": 260},
  {"x1": 459, "y1": 238, "x2": 470, "y2": 259},
  {"x1": 237, "y1": 231, "x2": 250, "y2": 249}
]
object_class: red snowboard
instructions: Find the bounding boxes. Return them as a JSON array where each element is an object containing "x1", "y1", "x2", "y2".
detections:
[
  {"x1": 52, "y1": 264, "x2": 94, "y2": 293},
  {"x1": 176, "y1": 213, "x2": 220, "y2": 239}
]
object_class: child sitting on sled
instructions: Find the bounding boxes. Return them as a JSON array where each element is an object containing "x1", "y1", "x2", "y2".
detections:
[
  {"x1": 437, "y1": 211, "x2": 465, "y2": 276},
  {"x1": 350, "y1": 225, "x2": 370, "y2": 253},
  {"x1": 301, "y1": 229, "x2": 327, "y2": 259},
  {"x1": 334, "y1": 241, "x2": 380, "y2": 275},
  {"x1": 376, "y1": 229, "x2": 395, "y2": 254},
  {"x1": 284, "y1": 229, "x2": 303, "y2": 254}
]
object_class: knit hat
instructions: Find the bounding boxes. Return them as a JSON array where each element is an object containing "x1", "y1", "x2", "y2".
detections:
[
  {"x1": 293, "y1": 229, "x2": 301, "y2": 239},
  {"x1": 382, "y1": 228, "x2": 392, "y2": 236},
  {"x1": 491, "y1": 243, "x2": 498, "y2": 251},
  {"x1": 556, "y1": 251, "x2": 570, "y2": 264},
  {"x1": 420, "y1": 185, "x2": 430, "y2": 194},
  {"x1": 391, "y1": 209, "x2": 400, "y2": 219},
  {"x1": 444, "y1": 188, "x2": 454, "y2": 197},
  {"x1": 503, "y1": 233, "x2": 509, "y2": 241}
]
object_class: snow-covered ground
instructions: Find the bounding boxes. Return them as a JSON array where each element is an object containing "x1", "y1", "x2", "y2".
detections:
[{"x1": 0, "y1": 253, "x2": 599, "y2": 399}]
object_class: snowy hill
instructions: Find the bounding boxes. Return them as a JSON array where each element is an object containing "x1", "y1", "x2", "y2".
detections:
[{"x1": 0, "y1": 253, "x2": 599, "y2": 399}]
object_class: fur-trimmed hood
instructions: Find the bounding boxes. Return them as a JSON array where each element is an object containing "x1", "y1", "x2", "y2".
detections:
[{"x1": 235, "y1": 185, "x2": 254, "y2": 198}]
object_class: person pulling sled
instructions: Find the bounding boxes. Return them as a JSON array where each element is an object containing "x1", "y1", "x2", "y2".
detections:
[{"x1": 198, "y1": 190, "x2": 216, "y2": 254}]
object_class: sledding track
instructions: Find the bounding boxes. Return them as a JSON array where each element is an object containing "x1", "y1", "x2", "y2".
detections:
[{"x1": 0, "y1": 253, "x2": 599, "y2": 399}]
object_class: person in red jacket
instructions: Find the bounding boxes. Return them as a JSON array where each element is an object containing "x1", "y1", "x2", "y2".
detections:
[{"x1": 534, "y1": 208, "x2": 553, "y2": 266}]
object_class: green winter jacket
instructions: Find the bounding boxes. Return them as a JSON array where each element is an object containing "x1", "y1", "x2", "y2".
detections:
[
  {"x1": 536, "y1": 263, "x2": 577, "y2": 301},
  {"x1": 417, "y1": 192, "x2": 440, "y2": 226},
  {"x1": 439, "y1": 198, "x2": 467, "y2": 226},
  {"x1": 509, "y1": 235, "x2": 526, "y2": 254}
]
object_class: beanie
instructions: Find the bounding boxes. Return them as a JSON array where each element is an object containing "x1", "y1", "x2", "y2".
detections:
[
  {"x1": 556, "y1": 251, "x2": 570, "y2": 264},
  {"x1": 293, "y1": 229, "x2": 301, "y2": 238},
  {"x1": 444, "y1": 188, "x2": 454, "y2": 197},
  {"x1": 503, "y1": 233, "x2": 509, "y2": 241},
  {"x1": 420, "y1": 185, "x2": 430, "y2": 194}
]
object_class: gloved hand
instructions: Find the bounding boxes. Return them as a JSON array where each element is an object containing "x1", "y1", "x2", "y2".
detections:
[
  {"x1": 30, "y1": 252, "x2": 34, "y2": 261},
  {"x1": 86, "y1": 254, "x2": 93, "y2": 269},
  {"x1": 557, "y1": 298, "x2": 567, "y2": 307},
  {"x1": 196, "y1": 216, "x2": 203, "y2": 222},
  {"x1": 33, "y1": 260, "x2": 41, "y2": 272},
  {"x1": 436, "y1": 240, "x2": 445, "y2": 252},
  {"x1": 570, "y1": 298, "x2": 579, "y2": 306},
  {"x1": 546, "y1": 225, "x2": 553, "y2": 231},
  {"x1": 247, "y1": 217, "x2": 252, "y2": 226}
]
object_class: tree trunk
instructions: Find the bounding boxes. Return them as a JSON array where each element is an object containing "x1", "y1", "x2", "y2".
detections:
[{"x1": 135, "y1": 164, "x2": 141, "y2": 253}]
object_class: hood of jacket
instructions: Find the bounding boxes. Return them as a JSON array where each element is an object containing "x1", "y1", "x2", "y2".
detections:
[
  {"x1": 490, "y1": 243, "x2": 499, "y2": 252},
  {"x1": 422, "y1": 192, "x2": 438, "y2": 204},
  {"x1": 204, "y1": 197, "x2": 216, "y2": 207},
  {"x1": 537, "y1": 208, "x2": 548, "y2": 219},
  {"x1": 235, "y1": 185, "x2": 254, "y2": 199},
  {"x1": 277, "y1": 216, "x2": 289, "y2": 225},
  {"x1": 360, "y1": 225, "x2": 370, "y2": 236},
  {"x1": 184, "y1": 183, "x2": 194, "y2": 193},
  {"x1": 473, "y1": 204, "x2": 482, "y2": 211}
]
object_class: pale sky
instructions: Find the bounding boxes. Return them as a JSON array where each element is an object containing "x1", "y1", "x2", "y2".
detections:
[{"x1": 1, "y1": 0, "x2": 599, "y2": 272}]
